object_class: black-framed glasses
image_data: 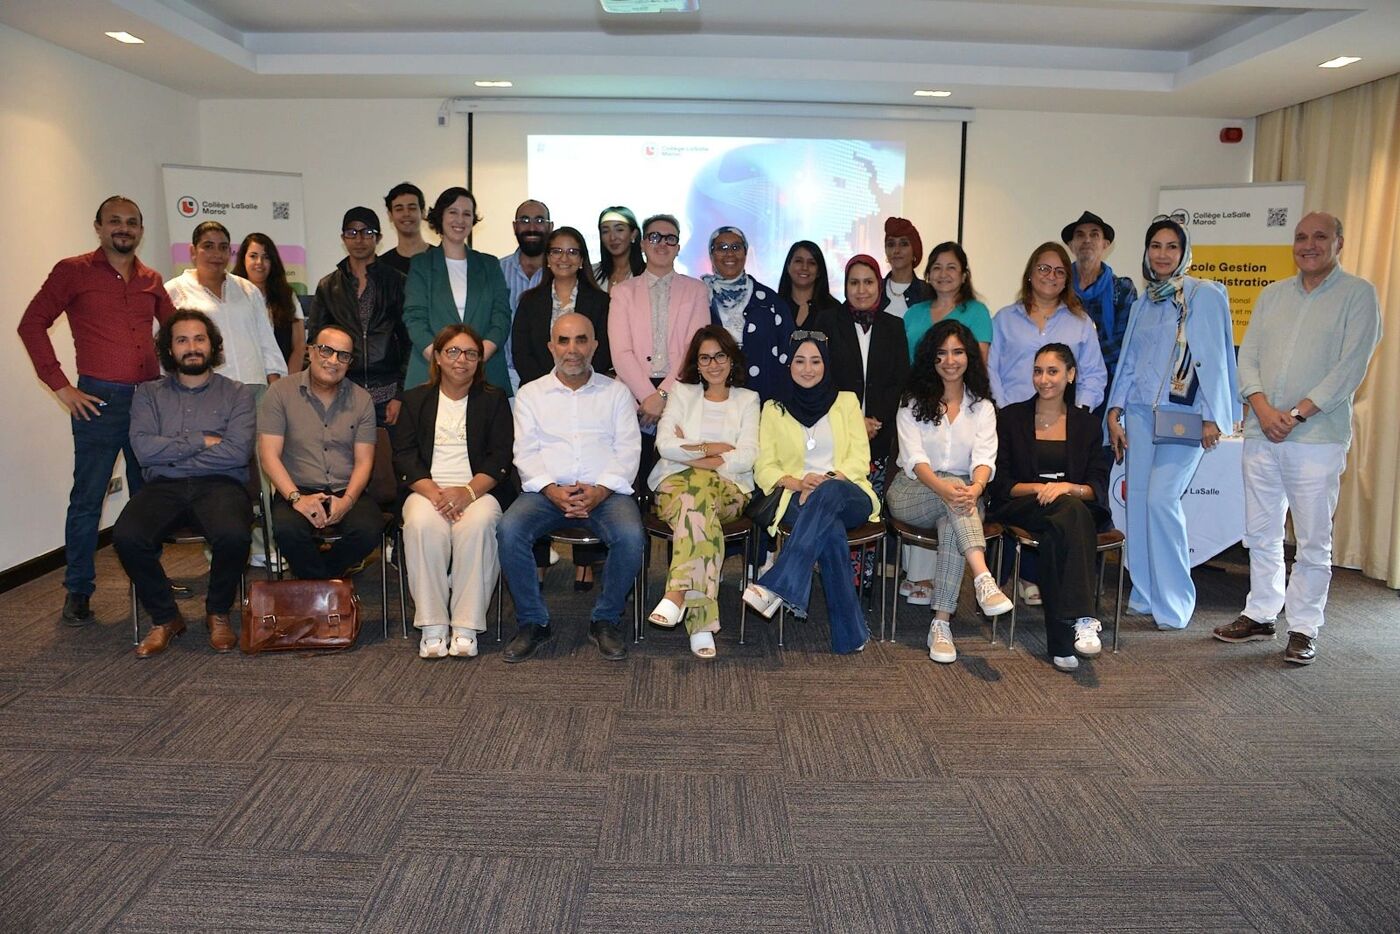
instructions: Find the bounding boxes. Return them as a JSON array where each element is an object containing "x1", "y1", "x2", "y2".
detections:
[
  {"x1": 441, "y1": 346, "x2": 481, "y2": 361},
  {"x1": 1034, "y1": 263, "x2": 1068, "y2": 279},
  {"x1": 547, "y1": 246, "x2": 582, "y2": 257},
  {"x1": 711, "y1": 242, "x2": 746, "y2": 253},
  {"x1": 791, "y1": 329, "x2": 829, "y2": 342},
  {"x1": 312, "y1": 344, "x2": 353, "y2": 364},
  {"x1": 697, "y1": 351, "x2": 730, "y2": 366},
  {"x1": 643, "y1": 231, "x2": 680, "y2": 246},
  {"x1": 515, "y1": 214, "x2": 550, "y2": 225},
  {"x1": 341, "y1": 228, "x2": 379, "y2": 240}
]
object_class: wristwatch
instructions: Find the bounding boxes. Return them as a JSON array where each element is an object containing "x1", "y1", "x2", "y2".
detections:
[
  {"x1": 287, "y1": 490, "x2": 303, "y2": 504},
  {"x1": 1288, "y1": 406, "x2": 1307, "y2": 423},
  {"x1": 658, "y1": 389, "x2": 669, "y2": 401}
]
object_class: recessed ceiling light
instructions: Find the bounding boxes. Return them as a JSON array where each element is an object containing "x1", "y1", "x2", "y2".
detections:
[
  {"x1": 474, "y1": 80, "x2": 513, "y2": 88},
  {"x1": 599, "y1": 1, "x2": 700, "y2": 12},
  {"x1": 914, "y1": 89, "x2": 952, "y2": 98},
  {"x1": 104, "y1": 31, "x2": 144, "y2": 44},
  {"x1": 1318, "y1": 56, "x2": 1361, "y2": 68}
]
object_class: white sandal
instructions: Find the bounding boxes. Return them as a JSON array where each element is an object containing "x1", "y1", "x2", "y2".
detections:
[
  {"x1": 448, "y1": 628, "x2": 478, "y2": 658},
  {"x1": 689, "y1": 631, "x2": 716, "y2": 659},
  {"x1": 1018, "y1": 580, "x2": 1043, "y2": 606},
  {"x1": 648, "y1": 599, "x2": 685, "y2": 628},
  {"x1": 742, "y1": 583, "x2": 782, "y2": 619}
]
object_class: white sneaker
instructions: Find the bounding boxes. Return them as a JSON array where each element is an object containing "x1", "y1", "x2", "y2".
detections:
[
  {"x1": 419, "y1": 636, "x2": 448, "y2": 659},
  {"x1": 1052, "y1": 655, "x2": 1079, "y2": 671},
  {"x1": 1073, "y1": 618, "x2": 1103, "y2": 657},
  {"x1": 928, "y1": 619, "x2": 957, "y2": 663},
  {"x1": 973, "y1": 573, "x2": 1013, "y2": 616},
  {"x1": 448, "y1": 628, "x2": 479, "y2": 658}
]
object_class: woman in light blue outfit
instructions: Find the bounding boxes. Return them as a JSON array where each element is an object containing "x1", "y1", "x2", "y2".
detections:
[
  {"x1": 1105, "y1": 218, "x2": 1238, "y2": 630},
  {"x1": 989, "y1": 242, "x2": 1107, "y2": 412}
]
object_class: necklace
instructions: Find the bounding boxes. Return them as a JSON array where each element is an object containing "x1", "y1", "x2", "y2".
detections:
[
  {"x1": 1034, "y1": 408, "x2": 1064, "y2": 430},
  {"x1": 803, "y1": 425, "x2": 817, "y2": 451}
]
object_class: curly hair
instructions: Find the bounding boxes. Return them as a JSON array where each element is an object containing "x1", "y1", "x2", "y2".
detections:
[
  {"x1": 676, "y1": 325, "x2": 747, "y2": 387},
  {"x1": 157, "y1": 309, "x2": 224, "y2": 373},
  {"x1": 902, "y1": 319, "x2": 993, "y2": 424}
]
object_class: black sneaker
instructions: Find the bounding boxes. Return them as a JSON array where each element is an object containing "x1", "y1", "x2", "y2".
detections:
[
  {"x1": 1284, "y1": 631, "x2": 1317, "y2": 665},
  {"x1": 1212, "y1": 615, "x2": 1276, "y2": 643},
  {"x1": 61, "y1": 592, "x2": 94, "y2": 627},
  {"x1": 169, "y1": 581, "x2": 194, "y2": 600},
  {"x1": 589, "y1": 620, "x2": 627, "y2": 661},
  {"x1": 502, "y1": 624, "x2": 552, "y2": 663}
]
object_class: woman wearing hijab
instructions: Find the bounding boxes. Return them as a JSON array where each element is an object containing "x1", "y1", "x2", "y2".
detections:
[
  {"x1": 741, "y1": 333, "x2": 880, "y2": 654},
  {"x1": 883, "y1": 217, "x2": 930, "y2": 318},
  {"x1": 777, "y1": 241, "x2": 840, "y2": 328},
  {"x1": 1105, "y1": 217, "x2": 1238, "y2": 631},
  {"x1": 702, "y1": 226, "x2": 795, "y2": 403}
]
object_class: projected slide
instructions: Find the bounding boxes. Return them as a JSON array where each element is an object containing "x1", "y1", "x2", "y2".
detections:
[{"x1": 528, "y1": 135, "x2": 906, "y2": 287}]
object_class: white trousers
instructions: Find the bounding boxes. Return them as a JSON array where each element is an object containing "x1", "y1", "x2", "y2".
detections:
[
  {"x1": 402, "y1": 491, "x2": 502, "y2": 632},
  {"x1": 1241, "y1": 438, "x2": 1347, "y2": 637}
]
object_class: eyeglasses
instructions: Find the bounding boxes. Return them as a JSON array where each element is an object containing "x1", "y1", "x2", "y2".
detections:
[
  {"x1": 441, "y1": 346, "x2": 481, "y2": 361},
  {"x1": 711, "y1": 242, "x2": 746, "y2": 253},
  {"x1": 515, "y1": 215, "x2": 550, "y2": 225},
  {"x1": 643, "y1": 232, "x2": 680, "y2": 246},
  {"x1": 312, "y1": 344, "x2": 353, "y2": 364},
  {"x1": 697, "y1": 352, "x2": 730, "y2": 366},
  {"x1": 791, "y1": 329, "x2": 829, "y2": 342},
  {"x1": 341, "y1": 228, "x2": 379, "y2": 240},
  {"x1": 547, "y1": 246, "x2": 581, "y2": 257},
  {"x1": 1034, "y1": 264, "x2": 1068, "y2": 279}
]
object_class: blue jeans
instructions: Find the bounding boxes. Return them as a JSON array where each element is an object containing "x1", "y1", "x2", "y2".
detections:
[
  {"x1": 496, "y1": 491, "x2": 644, "y2": 628},
  {"x1": 66, "y1": 376, "x2": 145, "y2": 595},
  {"x1": 759, "y1": 479, "x2": 872, "y2": 654}
]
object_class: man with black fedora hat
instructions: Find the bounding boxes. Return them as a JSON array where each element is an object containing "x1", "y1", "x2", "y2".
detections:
[{"x1": 1062, "y1": 210, "x2": 1137, "y2": 403}]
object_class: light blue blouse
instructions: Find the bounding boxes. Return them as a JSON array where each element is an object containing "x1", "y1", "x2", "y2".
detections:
[{"x1": 988, "y1": 303, "x2": 1108, "y2": 410}]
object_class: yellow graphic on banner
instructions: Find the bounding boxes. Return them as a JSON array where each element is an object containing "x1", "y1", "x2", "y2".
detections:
[{"x1": 1189, "y1": 244, "x2": 1295, "y2": 345}]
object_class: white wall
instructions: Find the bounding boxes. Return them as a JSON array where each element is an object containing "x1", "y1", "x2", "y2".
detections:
[{"x1": 0, "y1": 25, "x2": 199, "y2": 574}]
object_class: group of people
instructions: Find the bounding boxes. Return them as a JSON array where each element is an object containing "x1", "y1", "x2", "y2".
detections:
[{"x1": 19, "y1": 188, "x2": 1380, "y2": 670}]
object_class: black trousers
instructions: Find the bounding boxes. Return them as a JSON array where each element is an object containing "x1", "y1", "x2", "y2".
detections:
[
  {"x1": 272, "y1": 492, "x2": 382, "y2": 580},
  {"x1": 994, "y1": 494, "x2": 1099, "y2": 657},
  {"x1": 113, "y1": 476, "x2": 252, "y2": 622}
]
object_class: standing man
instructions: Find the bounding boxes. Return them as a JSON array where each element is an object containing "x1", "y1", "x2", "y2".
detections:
[
  {"x1": 1062, "y1": 210, "x2": 1137, "y2": 404},
  {"x1": 496, "y1": 313, "x2": 644, "y2": 663},
  {"x1": 308, "y1": 206, "x2": 409, "y2": 426},
  {"x1": 1213, "y1": 212, "x2": 1381, "y2": 664},
  {"x1": 19, "y1": 196, "x2": 176, "y2": 625},
  {"x1": 500, "y1": 199, "x2": 553, "y2": 392},
  {"x1": 379, "y1": 182, "x2": 431, "y2": 277},
  {"x1": 114, "y1": 311, "x2": 255, "y2": 657},
  {"x1": 257, "y1": 324, "x2": 382, "y2": 582}
]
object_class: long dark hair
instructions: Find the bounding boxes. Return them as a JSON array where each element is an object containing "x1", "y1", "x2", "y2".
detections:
[
  {"x1": 922, "y1": 241, "x2": 980, "y2": 307},
  {"x1": 595, "y1": 205, "x2": 646, "y2": 281},
  {"x1": 778, "y1": 240, "x2": 838, "y2": 311},
  {"x1": 233, "y1": 232, "x2": 298, "y2": 332},
  {"x1": 1035, "y1": 342, "x2": 1078, "y2": 409},
  {"x1": 903, "y1": 320, "x2": 993, "y2": 424},
  {"x1": 677, "y1": 325, "x2": 747, "y2": 387}
]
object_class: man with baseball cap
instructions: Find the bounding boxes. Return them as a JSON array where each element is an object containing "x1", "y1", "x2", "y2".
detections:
[{"x1": 1062, "y1": 210, "x2": 1138, "y2": 403}]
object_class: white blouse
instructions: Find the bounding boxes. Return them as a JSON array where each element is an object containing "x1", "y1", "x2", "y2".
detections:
[{"x1": 895, "y1": 389, "x2": 998, "y2": 480}]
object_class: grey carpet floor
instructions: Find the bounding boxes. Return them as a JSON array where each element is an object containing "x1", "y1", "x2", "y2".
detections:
[{"x1": 0, "y1": 541, "x2": 1397, "y2": 933}]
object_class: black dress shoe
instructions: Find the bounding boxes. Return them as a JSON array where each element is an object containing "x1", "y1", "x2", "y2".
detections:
[
  {"x1": 503, "y1": 624, "x2": 553, "y2": 663},
  {"x1": 61, "y1": 592, "x2": 94, "y2": 627},
  {"x1": 169, "y1": 582, "x2": 194, "y2": 600},
  {"x1": 589, "y1": 620, "x2": 627, "y2": 661}
]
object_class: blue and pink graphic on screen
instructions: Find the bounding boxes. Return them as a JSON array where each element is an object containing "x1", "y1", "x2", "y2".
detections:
[{"x1": 529, "y1": 136, "x2": 906, "y2": 286}]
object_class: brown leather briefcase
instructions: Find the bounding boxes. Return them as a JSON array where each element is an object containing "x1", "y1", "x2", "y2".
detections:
[{"x1": 240, "y1": 579, "x2": 361, "y2": 654}]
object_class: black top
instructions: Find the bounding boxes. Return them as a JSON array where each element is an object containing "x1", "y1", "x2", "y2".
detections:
[
  {"x1": 1034, "y1": 439, "x2": 1068, "y2": 479},
  {"x1": 811, "y1": 306, "x2": 910, "y2": 462},
  {"x1": 989, "y1": 399, "x2": 1110, "y2": 526},
  {"x1": 308, "y1": 258, "x2": 410, "y2": 391},
  {"x1": 511, "y1": 283, "x2": 612, "y2": 387},
  {"x1": 390, "y1": 381, "x2": 518, "y2": 509},
  {"x1": 377, "y1": 248, "x2": 413, "y2": 278}
]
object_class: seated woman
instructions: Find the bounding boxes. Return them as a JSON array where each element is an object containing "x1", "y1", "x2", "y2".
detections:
[
  {"x1": 392, "y1": 324, "x2": 518, "y2": 659},
  {"x1": 887, "y1": 320, "x2": 1012, "y2": 664},
  {"x1": 988, "y1": 343, "x2": 1111, "y2": 671},
  {"x1": 513, "y1": 226, "x2": 612, "y2": 386},
  {"x1": 702, "y1": 226, "x2": 795, "y2": 403},
  {"x1": 741, "y1": 333, "x2": 880, "y2": 655},
  {"x1": 646, "y1": 325, "x2": 761, "y2": 658}
]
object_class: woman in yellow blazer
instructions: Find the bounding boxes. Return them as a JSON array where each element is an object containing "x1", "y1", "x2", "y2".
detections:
[{"x1": 742, "y1": 332, "x2": 879, "y2": 653}]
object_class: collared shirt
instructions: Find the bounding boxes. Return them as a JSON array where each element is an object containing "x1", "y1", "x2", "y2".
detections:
[
  {"x1": 512, "y1": 369, "x2": 641, "y2": 495},
  {"x1": 165, "y1": 270, "x2": 288, "y2": 386},
  {"x1": 501, "y1": 250, "x2": 545, "y2": 392},
  {"x1": 19, "y1": 249, "x2": 176, "y2": 391},
  {"x1": 257, "y1": 369, "x2": 376, "y2": 490},
  {"x1": 645, "y1": 270, "x2": 674, "y2": 377},
  {"x1": 1238, "y1": 265, "x2": 1382, "y2": 447},
  {"x1": 989, "y1": 302, "x2": 1108, "y2": 411},
  {"x1": 129, "y1": 373, "x2": 256, "y2": 483},
  {"x1": 895, "y1": 390, "x2": 998, "y2": 480}
]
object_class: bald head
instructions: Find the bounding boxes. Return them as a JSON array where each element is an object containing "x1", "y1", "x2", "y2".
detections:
[
  {"x1": 1294, "y1": 212, "x2": 1344, "y2": 284},
  {"x1": 549, "y1": 312, "x2": 596, "y2": 380}
]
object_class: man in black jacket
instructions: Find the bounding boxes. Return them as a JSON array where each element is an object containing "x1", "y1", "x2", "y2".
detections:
[{"x1": 309, "y1": 206, "x2": 410, "y2": 425}]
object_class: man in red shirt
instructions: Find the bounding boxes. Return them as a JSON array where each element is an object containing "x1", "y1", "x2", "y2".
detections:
[{"x1": 19, "y1": 196, "x2": 177, "y2": 625}]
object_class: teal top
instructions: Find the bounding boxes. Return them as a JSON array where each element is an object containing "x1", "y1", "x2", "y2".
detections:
[{"x1": 904, "y1": 299, "x2": 993, "y2": 361}]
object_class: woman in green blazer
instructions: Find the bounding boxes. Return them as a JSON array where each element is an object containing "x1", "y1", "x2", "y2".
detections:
[{"x1": 404, "y1": 187, "x2": 512, "y2": 392}]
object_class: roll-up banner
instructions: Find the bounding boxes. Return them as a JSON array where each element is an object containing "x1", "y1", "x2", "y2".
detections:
[
  {"x1": 1156, "y1": 182, "x2": 1305, "y2": 345},
  {"x1": 161, "y1": 164, "x2": 310, "y2": 297}
]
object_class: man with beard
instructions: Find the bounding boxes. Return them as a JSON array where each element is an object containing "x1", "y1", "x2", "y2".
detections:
[
  {"x1": 1061, "y1": 210, "x2": 1137, "y2": 406},
  {"x1": 19, "y1": 196, "x2": 177, "y2": 626},
  {"x1": 500, "y1": 199, "x2": 553, "y2": 392},
  {"x1": 113, "y1": 311, "x2": 255, "y2": 656}
]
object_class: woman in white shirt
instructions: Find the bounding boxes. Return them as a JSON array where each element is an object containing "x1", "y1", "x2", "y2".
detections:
[
  {"x1": 391, "y1": 325, "x2": 518, "y2": 659},
  {"x1": 888, "y1": 320, "x2": 1013, "y2": 664},
  {"x1": 646, "y1": 325, "x2": 761, "y2": 658}
]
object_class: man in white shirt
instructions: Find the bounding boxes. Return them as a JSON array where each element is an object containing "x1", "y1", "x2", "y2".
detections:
[{"x1": 496, "y1": 313, "x2": 643, "y2": 662}]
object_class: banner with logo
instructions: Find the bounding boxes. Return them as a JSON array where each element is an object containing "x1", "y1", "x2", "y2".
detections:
[
  {"x1": 1156, "y1": 182, "x2": 1304, "y2": 345},
  {"x1": 161, "y1": 164, "x2": 309, "y2": 295}
]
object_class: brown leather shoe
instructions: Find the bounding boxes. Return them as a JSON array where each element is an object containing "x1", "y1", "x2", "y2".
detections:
[
  {"x1": 1213, "y1": 615, "x2": 1276, "y2": 643},
  {"x1": 207, "y1": 613, "x2": 237, "y2": 652},
  {"x1": 1284, "y1": 631, "x2": 1317, "y2": 665},
  {"x1": 135, "y1": 618, "x2": 187, "y2": 657}
]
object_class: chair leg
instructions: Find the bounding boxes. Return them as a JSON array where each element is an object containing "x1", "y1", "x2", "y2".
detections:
[
  {"x1": 495, "y1": 574, "x2": 505, "y2": 642},
  {"x1": 738, "y1": 531, "x2": 750, "y2": 646},
  {"x1": 889, "y1": 536, "x2": 903, "y2": 644},
  {"x1": 130, "y1": 581, "x2": 140, "y2": 646},
  {"x1": 398, "y1": 530, "x2": 408, "y2": 639},
  {"x1": 1007, "y1": 542, "x2": 1022, "y2": 651},
  {"x1": 1113, "y1": 547, "x2": 1125, "y2": 652},
  {"x1": 989, "y1": 536, "x2": 1003, "y2": 643},
  {"x1": 1095, "y1": 549, "x2": 1107, "y2": 614},
  {"x1": 380, "y1": 534, "x2": 390, "y2": 640},
  {"x1": 878, "y1": 536, "x2": 888, "y2": 645}
]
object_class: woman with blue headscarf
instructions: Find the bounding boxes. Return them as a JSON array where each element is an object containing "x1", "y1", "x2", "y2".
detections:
[
  {"x1": 1105, "y1": 217, "x2": 1238, "y2": 631},
  {"x1": 702, "y1": 226, "x2": 795, "y2": 404},
  {"x1": 741, "y1": 332, "x2": 880, "y2": 653}
]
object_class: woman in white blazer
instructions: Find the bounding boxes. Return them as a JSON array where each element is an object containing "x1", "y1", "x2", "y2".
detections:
[{"x1": 646, "y1": 325, "x2": 761, "y2": 658}]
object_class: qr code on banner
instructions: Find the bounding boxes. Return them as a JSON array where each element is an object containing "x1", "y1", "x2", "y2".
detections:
[
  {"x1": 1267, "y1": 207, "x2": 1288, "y2": 227},
  {"x1": 272, "y1": 201, "x2": 290, "y2": 220}
]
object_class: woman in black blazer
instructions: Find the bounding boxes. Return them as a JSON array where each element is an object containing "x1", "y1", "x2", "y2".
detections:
[
  {"x1": 511, "y1": 226, "x2": 612, "y2": 387},
  {"x1": 987, "y1": 343, "x2": 1110, "y2": 671},
  {"x1": 392, "y1": 324, "x2": 518, "y2": 660}
]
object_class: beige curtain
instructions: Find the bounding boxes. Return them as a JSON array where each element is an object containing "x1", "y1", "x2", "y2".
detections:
[{"x1": 1254, "y1": 73, "x2": 1400, "y2": 587}]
